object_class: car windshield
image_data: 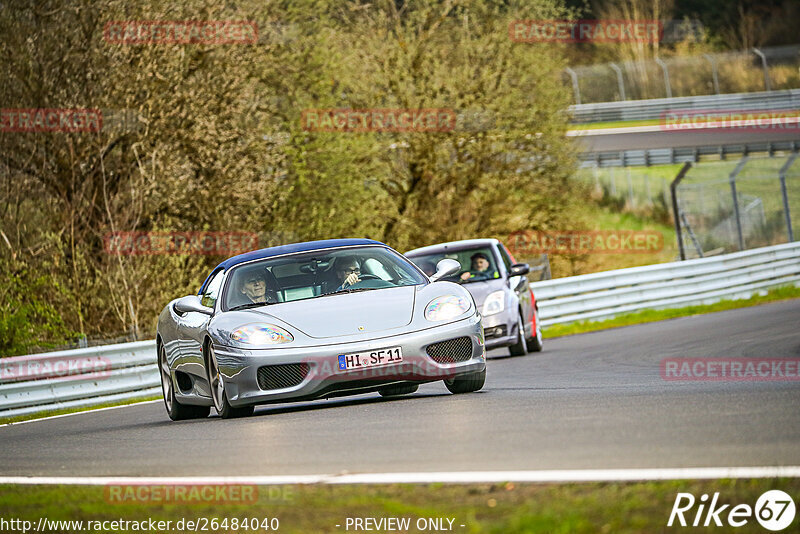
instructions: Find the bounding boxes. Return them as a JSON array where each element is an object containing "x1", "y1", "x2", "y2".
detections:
[
  {"x1": 222, "y1": 246, "x2": 427, "y2": 309},
  {"x1": 408, "y1": 246, "x2": 501, "y2": 284}
]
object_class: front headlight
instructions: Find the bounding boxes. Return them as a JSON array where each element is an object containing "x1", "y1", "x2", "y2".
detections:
[
  {"x1": 482, "y1": 290, "x2": 505, "y2": 316},
  {"x1": 425, "y1": 295, "x2": 470, "y2": 322},
  {"x1": 230, "y1": 324, "x2": 293, "y2": 345}
]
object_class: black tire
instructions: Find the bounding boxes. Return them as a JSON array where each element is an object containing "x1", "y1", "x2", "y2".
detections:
[
  {"x1": 508, "y1": 313, "x2": 528, "y2": 356},
  {"x1": 526, "y1": 308, "x2": 544, "y2": 353},
  {"x1": 207, "y1": 345, "x2": 254, "y2": 419},
  {"x1": 444, "y1": 368, "x2": 486, "y2": 394},
  {"x1": 159, "y1": 344, "x2": 210, "y2": 421},
  {"x1": 378, "y1": 383, "x2": 419, "y2": 397}
]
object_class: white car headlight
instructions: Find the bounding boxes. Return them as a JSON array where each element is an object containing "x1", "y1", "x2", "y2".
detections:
[
  {"x1": 230, "y1": 324, "x2": 293, "y2": 345},
  {"x1": 482, "y1": 290, "x2": 505, "y2": 316},
  {"x1": 425, "y1": 295, "x2": 470, "y2": 322}
]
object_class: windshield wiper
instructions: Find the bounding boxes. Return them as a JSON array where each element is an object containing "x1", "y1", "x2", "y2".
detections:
[
  {"x1": 336, "y1": 287, "x2": 381, "y2": 294},
  {"x1": 228, "y1": 302, "x2": 271, "y2": 311}
]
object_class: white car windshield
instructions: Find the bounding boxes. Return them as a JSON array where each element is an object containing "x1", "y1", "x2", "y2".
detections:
[
  {"x1": 408, "y1": 246, "x2": 501, "y2": 284},
  {"x1": 222, "y1": 246, "x2": 427, "y2": 310}
]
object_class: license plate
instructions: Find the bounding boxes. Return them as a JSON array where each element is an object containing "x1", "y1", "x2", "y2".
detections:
[{"x1": 337, "y1": 346, "x2": 403, "y2": 371}]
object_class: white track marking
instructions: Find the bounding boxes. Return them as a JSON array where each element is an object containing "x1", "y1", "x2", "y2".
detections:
[
  {"x1": 0, "y1": 400, "x2": 160, "y2": 428},
  {"x1": 2, "y1": 467, "x2": 799, "y2": 485}
]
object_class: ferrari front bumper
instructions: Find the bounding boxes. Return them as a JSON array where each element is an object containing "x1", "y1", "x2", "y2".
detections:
[{"x1": 212, "y1": 313, "x2": 486, "y2": 407}]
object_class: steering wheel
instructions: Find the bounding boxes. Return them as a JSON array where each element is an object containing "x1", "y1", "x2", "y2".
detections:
[{"x1": 337, "y1": 273, "x2": 384, "y2": 291}]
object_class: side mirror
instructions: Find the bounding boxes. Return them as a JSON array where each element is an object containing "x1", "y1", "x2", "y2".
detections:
[
  {"x1": 430, "y1": 258, "x2": 461, "y2": 282},
  {"x1": 174, "y1": 295, "x2": 214, "y2": 316},
  {"x1": 509, "y1": 263, "x2": 530, "y2": 277}
]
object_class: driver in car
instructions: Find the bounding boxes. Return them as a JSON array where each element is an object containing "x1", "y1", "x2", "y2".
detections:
[
  {"x1": 460, "y1": 252, "x2": 498, "y2": 281},
  {"x1": 335, "y1": 256, "x2": 362, "y2": 291}
]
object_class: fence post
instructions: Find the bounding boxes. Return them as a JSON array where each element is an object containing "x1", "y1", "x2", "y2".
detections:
[
  {"x1": 779, "y1": 153, "x2": 798, "y2": 242},
  {"x1": 729, "y1": 157, "x2": 749, "y2": 251},
  {"x1": 610, "y1": 167, "x2": 617, "y2": 195},
  {"x1": 671, "y1": 162, "x2": 693, "y2": 260},
  {"x1": 627, "y1": 168, "x2": 634, "y2": 207},
  {"x1": 609, "y1": 62, "x2": 627, "y2": 101},
  {"x1": 655, "y1": 57, "x2": 672, "y2": 98},
  {"x1": 752, "y1": 48, "x2": 772, "y2": 92},
  {"x1": 703, "y1": 53, "x2": 720, "y2": 95},
  {"x1": 565, "y1": 67, "x2": 581, "y2": 105}
]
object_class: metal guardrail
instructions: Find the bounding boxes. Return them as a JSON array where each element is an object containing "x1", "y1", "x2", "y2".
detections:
[
  {"x1": 2, "y1": 242, "x2": 798, "y2": 418},
  {"x1": 531, "y1": 242, "x2": 800, "y2": 326},
  {"x1": 0, "y1": 341, "x2": 159, "y2": 418},
  {"x1": 570, "y1": 89, "x2": 800, "y2": 124},
  {"x1": 579, "y1": 140, "x2": 800, "y2": 168}
]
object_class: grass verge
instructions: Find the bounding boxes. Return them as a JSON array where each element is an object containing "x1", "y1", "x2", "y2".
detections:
[
  {"x1": 543, "y1": 285, "x2": 800, "y2": 338},
  {"x1": 0, "y1": 395, "x2": 161, "y2": 427},
  {"x1": 1, "y1": 479, "x2": 797, "y2": 533}
]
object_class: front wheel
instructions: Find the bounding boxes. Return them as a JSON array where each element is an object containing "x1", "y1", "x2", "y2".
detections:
[
  {"x1": 159, "y1": 345, "x2": 209, "y2": 421},
  {"x1": 526, "y1": 308, "x2": 543, "y2": 353},
  {"x1": 508, "y1": 313, "x2": 528, "y2": 356},
  {"x1": 444, "y1": 368, "x2": 486, "y2": 394},
  {"x1": 208, "y1": 346, "x2": 254, "y2": 419}
]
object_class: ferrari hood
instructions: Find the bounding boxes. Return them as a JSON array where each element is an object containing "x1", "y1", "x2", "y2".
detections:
[{"x1": 255, "y1": 286, "x2": 416, "y2": 339}]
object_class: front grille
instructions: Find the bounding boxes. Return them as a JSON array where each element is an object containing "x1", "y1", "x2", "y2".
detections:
[
  {"x1": 426, "y1": 336, "x2": 473, "y2": 364},
  {"x1": 257, "y1": 363, "x2": 309, "y2": 390}
]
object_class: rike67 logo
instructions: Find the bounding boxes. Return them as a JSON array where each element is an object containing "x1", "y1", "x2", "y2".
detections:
[{"x1": 668, "y1": 490, "x2": 796, "y2": 531}]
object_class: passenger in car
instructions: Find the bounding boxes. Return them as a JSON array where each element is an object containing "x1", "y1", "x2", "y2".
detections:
[{"x1": 234, "y1": 268, "x2": 283, "y2": 306}]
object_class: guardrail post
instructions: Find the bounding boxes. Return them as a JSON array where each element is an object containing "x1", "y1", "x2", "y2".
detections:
[
  {"x1": 779, "y1": 153, "x2": 798, "y2": 242},
  {"x1": 655, "y1": 58, "x2": 672, "y2": 98},
  {"x1": 565, "y1": 67, "x2": 581, "y2": 105},
  {"x1": 729, "y1": 156, "x2": 749, "y2": 251},
  {"x1": 752, "y1": 48, "x2": 772, "y2": 92},
  {"x1": 671, "y1": 162, "x2": 693, "y2": 260},
  {"x1": 610, "y1": 167, "x2": 617, "y2": 195},
  {"x1": 703, "y1": 54, "x2": 720, "y2": 95},
  {"x1": 627, "y1": 168, "x2": 635, "y2": 207},
  {"x1": 609, "y1": 63, "x2": 627, "y2": 101}
]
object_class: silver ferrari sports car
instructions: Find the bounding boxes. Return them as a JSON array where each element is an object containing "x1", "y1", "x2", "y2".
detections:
[{"x1": 157, "y1": 238, "x2": 486, "y2": 420}]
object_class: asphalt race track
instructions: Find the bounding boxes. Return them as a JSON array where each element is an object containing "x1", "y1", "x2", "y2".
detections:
[
  {"x1": 1, "y1": 300, "x2": 799, "y2": 477},
  {"x1": 573, "y1": 127, "x2": 800, "y2": 152}
]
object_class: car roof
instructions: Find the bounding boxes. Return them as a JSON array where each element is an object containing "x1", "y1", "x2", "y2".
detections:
[
  {"x1": 198, "y1": 238, "x2": 385, "y2": 293},
  {"x1": 216, "y1": 238, "x2": 384, "y2": 270},
  {"x1": 405, "y1": 238, "x2": 500, "y2": 256}
]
